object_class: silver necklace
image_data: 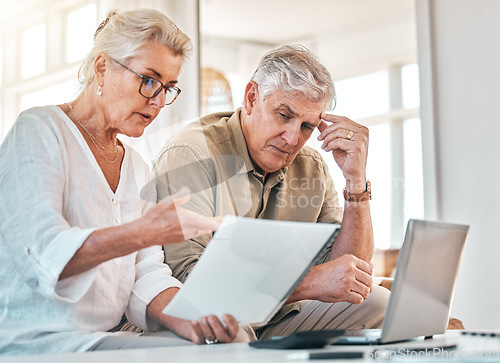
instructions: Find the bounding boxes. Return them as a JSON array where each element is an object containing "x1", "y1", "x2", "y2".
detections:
[{"x1": 67, "y1": 102, "x2": 119, "y2": 164}]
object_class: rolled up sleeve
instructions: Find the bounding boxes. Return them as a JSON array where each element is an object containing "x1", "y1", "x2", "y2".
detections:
[
  {"x1": 126, "y1": 246, "x2": 183, "y2": 331},
  {"x1": 0, "y1": 112, "x2": 99, "y2": 302}
]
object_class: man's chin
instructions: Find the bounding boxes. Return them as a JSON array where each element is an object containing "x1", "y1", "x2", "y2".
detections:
[{"x1": 259, "y1": 159, "x2": 291, "y2": 174}]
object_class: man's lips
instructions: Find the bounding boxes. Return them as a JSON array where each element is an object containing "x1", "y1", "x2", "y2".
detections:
[{"x1": 270, "y1": 145, "x2": 291, "y2": 155}]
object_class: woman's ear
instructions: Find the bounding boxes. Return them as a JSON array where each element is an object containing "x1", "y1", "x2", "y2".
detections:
[
  {"x1": 93, "y1": 53, "x2": 107, "y2": 84},
  {"x1": 243, "y1": 81, "x2": 259, "y2": 116}
]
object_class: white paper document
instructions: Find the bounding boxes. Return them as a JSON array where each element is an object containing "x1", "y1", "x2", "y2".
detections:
[{"x1": 162, "y1": 216, "x2": 339, "y2": 325}]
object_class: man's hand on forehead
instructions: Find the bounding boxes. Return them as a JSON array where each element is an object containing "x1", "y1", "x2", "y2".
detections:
[{"x1": 317, "y1": 112, "x2": 369, "y2": 185}]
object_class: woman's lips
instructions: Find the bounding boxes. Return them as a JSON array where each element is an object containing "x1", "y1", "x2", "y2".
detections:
[{"x1": 137, "y1": 113, "x2": 152, "y2": 123}]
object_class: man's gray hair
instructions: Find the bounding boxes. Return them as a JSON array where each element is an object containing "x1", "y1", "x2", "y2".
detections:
[
  {"x1": 250, "y1": 45, "x2": 335, "y2": 110},
  {"x1": 78, "y1": 8, "x2": 192, "y2": 90}
]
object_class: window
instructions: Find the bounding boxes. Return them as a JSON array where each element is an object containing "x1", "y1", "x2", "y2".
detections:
[
  {"x1": 66, "y1": 4, "x2": 97, "y2": 63},
  {"x1": 0, "y1": 1, "x2": 99, "y2": 142},
  {"x1": 0, "y1": 41, "x2": 3, "y2": 87},
  {"x1": 21, "y1": 80, "x2": 80, "y2": 111},
  {"x1": 403, "y1": 118, "x2": 424, "y2": 223},
  {"x1": 309, "y1": 65, "x2": 422, "y2": 249},
  {"x1": 22, "y1": 24, "x2": 46, "y2": 79},
  {"x1": 0, "y1": 42, "x2": 2, "y2": 137},
  {"x1": 333, "y1": 71, "x2": 390, "y2": 119},
  {"x1": 402, "y1": 64, "x2": 420, "y2": 109},
  {"x1": 367, "y1": 123, "x2": 392, "y2": 248}
]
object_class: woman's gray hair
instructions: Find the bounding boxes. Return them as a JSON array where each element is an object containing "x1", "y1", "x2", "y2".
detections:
[
  {"x1": 79, "y1": 8, "x2": 192, "y2": 90},
  {"x1": 250, "y1": 45, "x2": 336, "y2": 110}
]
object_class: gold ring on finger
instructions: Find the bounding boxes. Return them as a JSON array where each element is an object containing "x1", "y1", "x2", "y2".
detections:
[{"x1": 346, "y1": 130, "x2": 354, "y2": 140}]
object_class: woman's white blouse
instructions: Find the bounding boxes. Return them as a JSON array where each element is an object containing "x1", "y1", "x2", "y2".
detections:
[{"x1": 0, "y1": 106, "x2": 182, "y2": 355}]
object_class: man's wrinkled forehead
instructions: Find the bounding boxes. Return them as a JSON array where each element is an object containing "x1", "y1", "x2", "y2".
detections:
[{"x1": 268, "y1": 90, "x2": 326, "y2": 127}]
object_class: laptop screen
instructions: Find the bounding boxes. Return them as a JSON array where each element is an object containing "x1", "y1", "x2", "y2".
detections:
[{"x1": 380, "y1": 219, "x2": 469, "y2": 343}]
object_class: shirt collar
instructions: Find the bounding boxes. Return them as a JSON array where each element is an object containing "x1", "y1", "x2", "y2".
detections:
[{"x1": 227, "y1": 108, "x2": 255, "y2": 174}]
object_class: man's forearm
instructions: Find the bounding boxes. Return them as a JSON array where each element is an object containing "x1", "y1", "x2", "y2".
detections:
[{"x1": 330, "y1": 200, "x2": 373, "y2": 262}]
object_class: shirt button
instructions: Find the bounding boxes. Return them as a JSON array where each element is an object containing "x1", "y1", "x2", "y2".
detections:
[
  {"x1": 115, "y1": 217, "x2": 121, "y2": 225},
  {"x1": 112, "y1": 199, "x2": 118, "y2": 206}
]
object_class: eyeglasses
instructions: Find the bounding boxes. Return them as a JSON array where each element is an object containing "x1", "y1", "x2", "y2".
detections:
[{"x1": 111, "y1": 58, "x2": 181, "y2": 105}]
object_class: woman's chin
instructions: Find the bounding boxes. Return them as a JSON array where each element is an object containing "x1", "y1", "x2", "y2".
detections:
[{"x1": 123, "y1": 128, "x2": 146, "y2": 138}]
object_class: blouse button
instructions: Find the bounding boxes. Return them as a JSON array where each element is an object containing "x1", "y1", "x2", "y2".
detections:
[
  {"x1": 115, "y1": 217, "x2": 121, "y2": 225},
  {"x1": 112, "y1": 199, "x2": 118, "y2": 206}
]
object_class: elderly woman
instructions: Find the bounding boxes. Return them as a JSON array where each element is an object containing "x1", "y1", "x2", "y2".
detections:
[{"x1": 0, "y1": 9, "x2": 241, "y2": 355}]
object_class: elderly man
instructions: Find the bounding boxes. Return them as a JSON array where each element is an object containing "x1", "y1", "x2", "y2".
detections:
[{"x1": 154, "y1": 45, "x2": 389, "y2": 341}]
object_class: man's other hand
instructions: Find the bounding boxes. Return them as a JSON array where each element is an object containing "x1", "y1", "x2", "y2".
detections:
[{"x1": 289, "y1": 254, "x2": 374, "y2": 305}]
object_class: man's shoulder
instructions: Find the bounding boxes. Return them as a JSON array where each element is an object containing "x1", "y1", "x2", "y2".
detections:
[
  {"x1": 295, "y1": 145, "x2": 326, "y2": 164},
  {"x1": 286, "y1": 145, "x2": 329, "y2": 177},
  {"x1": 163, "y1": 111, "x2": 235, "y2": 156}
]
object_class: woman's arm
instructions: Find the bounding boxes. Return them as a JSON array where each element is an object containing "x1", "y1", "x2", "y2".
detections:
[{"x1": 60, "y1": 191, "x2": 220, "y2": 279}]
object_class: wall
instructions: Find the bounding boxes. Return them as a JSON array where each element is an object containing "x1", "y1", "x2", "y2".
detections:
[
  {"x1": 417, "y1": 0, "x2": 500, "y2": 329},
  {"x1": 201, "y1": 14, "x2": 417, "y2": 110}
]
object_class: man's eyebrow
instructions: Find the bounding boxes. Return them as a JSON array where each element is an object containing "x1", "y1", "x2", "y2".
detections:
[
  {"x1": 277, "y1": 103, "x2": 321, "y2": 127},
  {"x1": 277, "y1": 104, "x2": 298, "y2": 116}
]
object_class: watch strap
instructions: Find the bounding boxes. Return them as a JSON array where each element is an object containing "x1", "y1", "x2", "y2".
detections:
[{"x1": 343, "y1": 181, "x2": 371, "y2": 202}]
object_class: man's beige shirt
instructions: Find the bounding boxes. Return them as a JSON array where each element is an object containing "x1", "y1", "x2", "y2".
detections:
[{"x1": 154, "y1": 109, "x2": 343, "y2": 322}]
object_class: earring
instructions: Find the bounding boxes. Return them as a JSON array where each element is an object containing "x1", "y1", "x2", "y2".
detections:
[{"x1": 96, "y1": 85, "x2": 103, "y2": 96}]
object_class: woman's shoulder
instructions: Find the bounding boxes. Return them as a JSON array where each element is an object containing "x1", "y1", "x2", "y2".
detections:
[
  {"x1": 19, "y1": 105, "x2": 62, "y2": 119},
  {"x1": 15, "y1": 105, "x2": 69, "y2": 132}
]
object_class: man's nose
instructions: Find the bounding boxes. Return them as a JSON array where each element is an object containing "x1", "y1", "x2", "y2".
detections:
[{"x1": 282, "y1": 122, "x2": 300, "y2": 146}]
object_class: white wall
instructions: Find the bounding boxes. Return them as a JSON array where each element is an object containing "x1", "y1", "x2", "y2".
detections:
[
  {"x1": 315, "y1": 16, "x2": 417, "y2": 80},
  {"x1": 201, "y1": 15, "x2": 417, "y2": 106},
  {"x1": 417, "y1": 0, "x2": 500, "y2": 329}
]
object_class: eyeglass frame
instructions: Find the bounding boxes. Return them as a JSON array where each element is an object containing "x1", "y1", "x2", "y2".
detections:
[{"x1": 110, "y1": 57, "x2": 181, "y2": 105}]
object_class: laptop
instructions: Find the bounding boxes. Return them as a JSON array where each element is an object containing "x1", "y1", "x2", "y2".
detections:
[
  {"x1": 334, "y1": 219, "x2": 469, "y2": 345},
  {"x1": 162, "y1": 216, "x2": 340, "y2": 325}
]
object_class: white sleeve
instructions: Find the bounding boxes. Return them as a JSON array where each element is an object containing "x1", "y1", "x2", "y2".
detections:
[
  {"x1": 126, "y1": 246, "x2": 183, "y2": 331},
  {"x1": 0, "y1": 111, "x2": 96, "y2": 302}
]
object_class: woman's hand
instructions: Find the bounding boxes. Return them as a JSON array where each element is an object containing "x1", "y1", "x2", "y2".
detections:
[
  {"x1": 188, "y1": 315, "x2": 240, "y2": 344},
  {"x1": 139, "y1": 187, "x2": 222, "y2": 246},
  {"x1": 148, "y1": 288, "x2": 240, "y2": 344},
  {"x1": 156, "y1": 313, "x2": 240, "y2": 345}
]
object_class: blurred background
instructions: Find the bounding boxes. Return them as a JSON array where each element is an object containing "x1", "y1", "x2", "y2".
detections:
[
  {"x1": 0, "y1": 0, "x2": 421, "y2": 251},
  {"x1": 0, "y1": 0, "x2": 498, "y2": 330}
]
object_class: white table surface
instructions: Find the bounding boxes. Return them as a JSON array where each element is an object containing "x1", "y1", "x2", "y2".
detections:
[{"x1": 2, "y1": 331, "x2": 500, "y2": 362}]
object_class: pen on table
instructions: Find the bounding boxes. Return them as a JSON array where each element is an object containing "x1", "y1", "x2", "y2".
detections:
[{"x1": 286, "y1": 351, "x2": 365, "y2": 360}]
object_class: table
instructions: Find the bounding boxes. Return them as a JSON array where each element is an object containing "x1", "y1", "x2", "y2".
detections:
[{"x1": 2, "y1": 331, "x2": 500, "y2": 362}]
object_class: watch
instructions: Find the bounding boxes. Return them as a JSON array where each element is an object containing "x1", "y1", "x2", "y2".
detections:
[{"x1": 343, "y1": 181, "x2": 371, "y2": 202}]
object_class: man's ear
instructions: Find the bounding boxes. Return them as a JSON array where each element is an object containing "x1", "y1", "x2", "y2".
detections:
[
  {"x1": 243, "y1": 81, "x2": 259, "y2": 116},
  {"x1": 93, "y1": 53, "x2": 108, "y2": 84}
]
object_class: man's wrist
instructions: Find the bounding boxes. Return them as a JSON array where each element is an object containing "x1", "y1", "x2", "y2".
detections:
[
  {"x1": 344, "y1": 181, "x2": 371, "y2": 203},
  {"x1": 288, "y1": 267, "x2": 316, "y2": 303},
  {"x1": 345, "y1": 176, "x2": 368, "y2": 194}
]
